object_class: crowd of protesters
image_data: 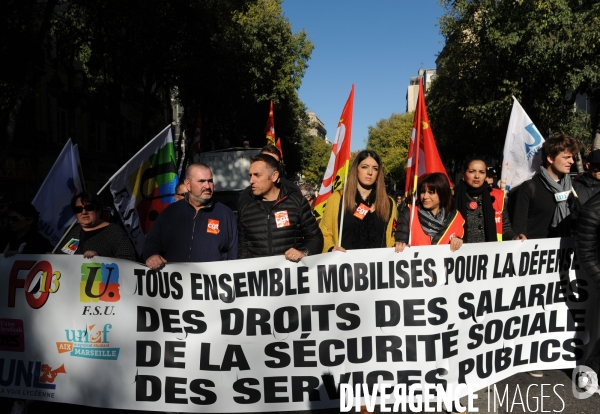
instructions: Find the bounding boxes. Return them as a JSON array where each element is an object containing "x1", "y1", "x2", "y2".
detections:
[{"x1": 3, "y1": 135, "x2": 600, "y2": 414}]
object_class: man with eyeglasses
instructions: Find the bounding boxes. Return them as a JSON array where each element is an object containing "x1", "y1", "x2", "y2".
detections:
[
  {"x1": 143, "y1": 163, "x2": 238, "y2": 269},
  {"x1": 174, "y1": 182, "x2": 188, "y2": 202},
  {"x1": 3, "y1": 202, "x2": 52, "y2": 257}
]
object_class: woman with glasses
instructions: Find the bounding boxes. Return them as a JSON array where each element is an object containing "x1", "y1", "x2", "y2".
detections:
[
  {"x1": 57, "y1": 191, "x2": 136, "y2": 261},
  {"x1": 3, "y1": 202, "x2": 52, "y2": 257}
]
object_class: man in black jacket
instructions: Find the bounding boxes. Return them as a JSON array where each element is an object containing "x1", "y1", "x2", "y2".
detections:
[
  {"x1": 572, "y1": 149, "x2": 600, "y2": 224},
  {"x1": 576, "y1": 192, "x2": 600, "y2": 386},
  {"x1": 511, "y1": 134, "x2": 579, "y2": 239},
  {"x1": 237, "y1": 154, "x2": 322, "y2": 260},
  {"x1": 143, "y1": 163, "x2": 238, "y2": 268}
]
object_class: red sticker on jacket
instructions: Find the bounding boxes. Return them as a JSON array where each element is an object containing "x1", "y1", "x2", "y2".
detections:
[
  {"x1": 207, "y1": 219, "x2": 220, "y2": 234},
  {"x1": 274, "y1": 210, "x2": 290, "y2": 228},
  {"x1": 353, "y1": 203, "x2": 370, "y2": 220}
]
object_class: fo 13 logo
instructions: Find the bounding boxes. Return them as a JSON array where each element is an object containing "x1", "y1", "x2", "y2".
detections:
[{"x1": 8, "y1": 260, "x2": 61, "y2": 309}]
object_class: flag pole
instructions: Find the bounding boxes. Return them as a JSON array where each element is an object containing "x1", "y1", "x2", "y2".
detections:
[
  {"x1": 337, "y1": 164, "x2": 350, "y2": 248},
  {"x1": 337, "y1": 84, "x2": 355, "y2": 248},
  {"x1": 408, "y1": 79, "x2": 424, "y2": 246}
]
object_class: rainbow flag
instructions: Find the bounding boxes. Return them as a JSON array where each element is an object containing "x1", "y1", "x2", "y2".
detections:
[{"x1": 109, "y1": 125, "x2": 177, "y2": 254}]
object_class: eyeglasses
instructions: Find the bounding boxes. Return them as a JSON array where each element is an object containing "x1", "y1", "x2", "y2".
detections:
[
  {"x1": 73, "y1": 204, "x2": 97, "y2": 214},
  {"x1": 7, "y1": 215, "x2": 30, "y2": 223},
  {"x1": 176, "y1": 193, "x2": 188, "y2": 197}
]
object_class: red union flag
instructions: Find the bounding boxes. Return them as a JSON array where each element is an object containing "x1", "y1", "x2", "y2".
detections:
[
  {"x1": 404, "y1": 78, "x2": 449, "y2": 198},
  {"x1": 313, "y1": 85, "x2": 354, "y2": 220},
  {"x1": 275, "y1": 137, "x2": 283, "y2": 160},
  {"x1": 264, "y1": 100, "x2": 275, "y2": 145}
]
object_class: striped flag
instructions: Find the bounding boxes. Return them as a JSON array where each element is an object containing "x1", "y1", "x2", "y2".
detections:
[
  {"x1": 313, "y1": 85, "x2": 354, "y2": 220},
  {"x1": 108, "y1": 126, "x2": 178, "y2": 254}
]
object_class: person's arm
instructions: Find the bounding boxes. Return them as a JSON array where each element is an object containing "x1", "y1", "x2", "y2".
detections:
[
  {"x1": 142, "y1": 216, "x2": 163, "y2": 261},
  {"x1": 510, "y1": 183, "x2": 531, "y2": 237},
  {"x1": 385, "y1": 197, "x2": 398, "y2": 247},
  {"x1": 297, "y1": 197, "x2": 324, "y2": 255},
  {"x1": 395, "y1": 208, "x2": 410, "y2": 244},
  {"x1": 576, "y1": 205, "x2": 600, "y2": 289},
  {"x1": 226, "y1": 210, "x2": 238, "y2": 260},
  {"x1": 319, "y1": 192, "x2": 340, "y2": 252}
]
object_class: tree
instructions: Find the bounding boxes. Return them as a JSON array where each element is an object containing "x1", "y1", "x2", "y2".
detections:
[
  {"x1": 298, "y1": 133, "x2": 331, "y2": 186},
  {"x1": 1, "y1": 0, "x2": 314, "y2": 177},
  {"x1": 367, "y1": 112, "x2": 413, "y2": 188},
  {"x1": 429, "y1": 0, "x2": 600, "y2": 166}
]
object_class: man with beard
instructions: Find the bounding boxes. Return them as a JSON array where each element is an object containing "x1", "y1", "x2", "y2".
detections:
[{"x1": 143, "y1": 163, "x2": 237, "y2": 268}]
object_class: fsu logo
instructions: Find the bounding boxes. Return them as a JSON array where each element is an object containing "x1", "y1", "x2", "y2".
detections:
[
  {"x1": 8, "y1": 261, "x2": 61, "y2": 309},
  {"x1": 80, "y1": 263, "x2": 120, "y2": 303}
]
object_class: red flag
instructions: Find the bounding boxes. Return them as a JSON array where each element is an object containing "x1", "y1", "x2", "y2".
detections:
[
  {"x1": 264, "y1": 100, "x2": 275, "y2": 145},
  {"x1": 313, "y1": 85, "x2": 354, "y2": 220},
  {"x1": 192, "y1": 109, "x2": 202, "y2": 160},
  {"x1": 404, "y1": 78, "x2": 448, "y2": 198},
  {"x1": 275, "y1": 137, "x2": 283, "y2": 160}
]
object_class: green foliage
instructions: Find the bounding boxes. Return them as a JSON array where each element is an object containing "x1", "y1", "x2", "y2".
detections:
[
  {"x1": 429, "y1": 0, "x2": 600, "y2": 164},
  {"x1": 367, "y1": 112, "x2": 413, "y2": 185},
  {"x1": 1, "y1": 0, "x2": 314, "y2": 175},
  {"x1": 298, "y1": 133, "x2": 331, "y2": 187}
]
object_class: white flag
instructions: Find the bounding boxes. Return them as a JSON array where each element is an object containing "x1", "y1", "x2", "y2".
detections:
[
  {"x1": 500, "y1": 96, "x2": 545, "y2": 191},
  {"x1": 33, "y1": 139, "x2": 83, "y2": 246},
  {"x1": 108, "y1": 125, "x2": 177, "y2": 255}
]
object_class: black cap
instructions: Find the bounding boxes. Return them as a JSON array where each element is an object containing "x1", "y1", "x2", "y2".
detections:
[
  {"x1": 486, "y1": 167, "x2": 498, "y2": 178},
  {"x1": 587, "y1": 149, "x2": 600, "y2": 165}
]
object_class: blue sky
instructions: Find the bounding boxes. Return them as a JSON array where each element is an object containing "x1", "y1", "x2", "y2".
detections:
[{"x1": 282, "y1": 0, "x2": 446, "y2": 151}]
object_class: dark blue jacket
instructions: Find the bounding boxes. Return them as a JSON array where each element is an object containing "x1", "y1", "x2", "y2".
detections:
[{"x1": 142, "y1": 197, "x2": 237, "y2": 263}]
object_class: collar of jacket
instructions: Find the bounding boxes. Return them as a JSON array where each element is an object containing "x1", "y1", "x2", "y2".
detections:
[
  {"x1": 183, "y1": 194, "x2": 215, "y2": 212},
  {"x1": 250, "y1": 181, "x2": 293, "y2": 204}
]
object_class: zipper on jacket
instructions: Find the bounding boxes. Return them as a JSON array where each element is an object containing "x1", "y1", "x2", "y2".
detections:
[{"x1": 190, "y1": 210, "x2": 199, "y2": 260}]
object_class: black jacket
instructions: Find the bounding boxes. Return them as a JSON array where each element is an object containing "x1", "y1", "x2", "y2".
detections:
[
  {"x1": 510, "y1": 174, "x2": 574, "y2": 239},
  {"x1": 572, "y1": 174, "x2": 600, "y2": 224},
  {"x1": 237, "y1": 181, "x2": 323, "y2": 258},
  {"x1": 576, "y1": 192, "x2": 600, "y2": 290},
  {"x1": 142, "y1": 197, "x2": 238, "y2": 263}
]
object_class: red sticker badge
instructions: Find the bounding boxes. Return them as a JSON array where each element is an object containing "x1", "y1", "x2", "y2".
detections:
[
  {"x1": 274, "y1": 210, "x2": 290, "y2": 228},
  {"x1": 353, "y1": 203, "x2": 370, "y2": 220},
  {"x1": 207, "y1": 219, "x2": 220, "y2": 234}
]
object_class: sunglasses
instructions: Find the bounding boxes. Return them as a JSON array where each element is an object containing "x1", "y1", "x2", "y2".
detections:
[
  {"x1": 73, "y1": 204, "x2": 97, "y2": 214},
  {"x1": 176, "y1": 193, "x2": 188, "y2": 197},
  {"x1": 7, "y1": 215, "x2": 30, "y2": 223}
]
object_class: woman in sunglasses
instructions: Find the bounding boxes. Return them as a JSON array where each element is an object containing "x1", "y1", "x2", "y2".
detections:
[{"x1": 57, "y1": 191, "x2": 136, "y2": 261}]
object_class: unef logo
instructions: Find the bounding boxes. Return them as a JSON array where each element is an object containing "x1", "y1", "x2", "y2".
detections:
[
  {"x1": 56, "y1": 323, "x2": 119, "y2": 360},
  {"x1": 8, "y1": 260, "x2": 61, "y2": 309},
  {"x1": 80, "y1": 263, "x2": 120, "y2": 303}
]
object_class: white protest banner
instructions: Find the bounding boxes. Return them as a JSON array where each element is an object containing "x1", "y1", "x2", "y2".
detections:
[{"x1": 0, "y1": 238, "x2": 597, "y2": 412}]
